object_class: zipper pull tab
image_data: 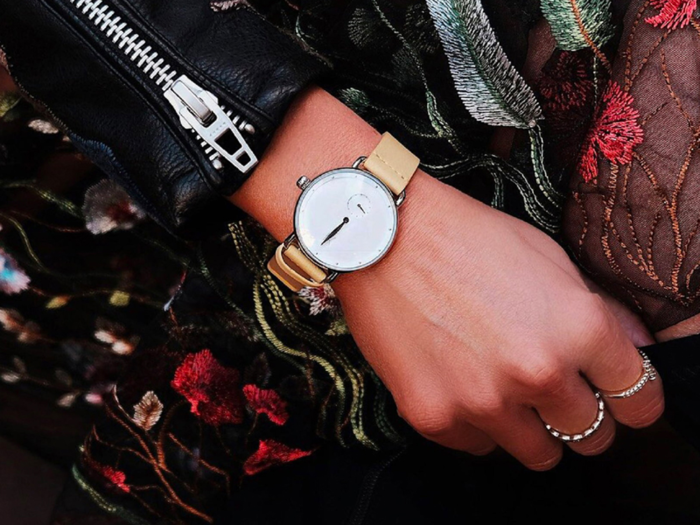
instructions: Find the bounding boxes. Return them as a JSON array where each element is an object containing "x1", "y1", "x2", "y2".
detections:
[{"x1": 165, "y1": 75, "x2": 258, "y2": 174}]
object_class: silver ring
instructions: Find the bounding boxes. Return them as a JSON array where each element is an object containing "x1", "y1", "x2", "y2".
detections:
[
  {"x1": 544, "y1": 392, "x2": 605, "y2": 443},
  {"x1": 600, "y1": 350, "x2": 657, "y2": 400}
]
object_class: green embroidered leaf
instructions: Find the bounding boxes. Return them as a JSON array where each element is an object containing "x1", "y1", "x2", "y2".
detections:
[
  {"x1": 326, "y1": 317, "x2": 350, "y2": 337},
  {"x1": 529, "y1": 126, "x2": 565, "y2": 209},
  {"x1": 541, "y1": 0, "x2": 615, "y2": 51},
  {"x1": 0, "y1": 91, "x2": 21, "y2": 119},
  {"x1": 109, "y1": 290, "x2": 130, "y2": 307},
  {"x1": 46, "y1": 296, "x2": 69, "y2": 309},
  {"x1": 426, "y1": 0, "x2": 542, "y2": 129}
]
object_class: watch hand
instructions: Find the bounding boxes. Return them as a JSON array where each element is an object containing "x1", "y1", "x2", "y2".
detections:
[
  {"x1": 321, "y1": 217, "x2": 349, "y2": 245},
  {"x1": 357, "y1": 204, "x2": 366, "y2": 214}
]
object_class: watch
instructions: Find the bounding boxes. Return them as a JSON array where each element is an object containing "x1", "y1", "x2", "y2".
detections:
[{"x1": 267, "y1": 132, "x2": 420, "y2": 291}]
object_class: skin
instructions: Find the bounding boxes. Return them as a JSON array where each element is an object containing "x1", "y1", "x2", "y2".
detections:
[{"x1": 231, "y1": 87, "x2": 665, "y2": 470}]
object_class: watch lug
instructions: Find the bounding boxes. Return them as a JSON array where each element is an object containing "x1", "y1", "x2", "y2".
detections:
[
  {"x1": 296, "y1": 176, "x2": 310, "y2": 190},
  {"x1": 352, "y1": 156, "x2": 367, "y2": 169},
  {"x1": 395, "y1": 190, "x2": 406, "y2": 207},
  {"x1": 283, "y1": 232, "x2": 298, "y2": 248}
]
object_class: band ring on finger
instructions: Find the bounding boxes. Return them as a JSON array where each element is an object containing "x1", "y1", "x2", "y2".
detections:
[
  {"x1": 599, "y1": 350, "x2": 658, "y2": 400},
  {"x1": 544, "y1": 392, "x2": 605, "y2": 443}
]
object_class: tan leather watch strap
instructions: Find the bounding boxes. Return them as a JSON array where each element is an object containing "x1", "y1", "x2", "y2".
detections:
[
  {"x1": 267, "y1": 244, "x2": 326, "y2": 292},
  {"x1": 268, "y1": 132, "x2": 419, "y2": 291},
  {"x1": 363, "y1": 132, "x2": 420, "y2": 195}
]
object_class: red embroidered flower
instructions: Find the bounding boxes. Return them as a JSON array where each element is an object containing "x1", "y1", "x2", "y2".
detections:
[
  {"x1": 646, "y1": 0, "x2": 697, "y2": 29},
  {"x1": 171, "y1": 349, "x2": 245, "y2": 426},
  {"x1": 86, "y1": 459, "x2": 130, "y2": 493},
  {"x1": 243, "y1": 439, "x2": 312, "y2": 476},
  {"x1": 577, "y1": 81, "x2": 644, "y2": 183},
  {"x1": 539, "y1": 51, "x2": 594, "y2": 112},
  {"x1": 243, "y1": 384, "x2": 289, "y2": 425}
]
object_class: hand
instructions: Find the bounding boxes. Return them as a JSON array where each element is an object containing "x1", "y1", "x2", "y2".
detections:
[
  {"x1": 333, "y1": 172, "x2": 664, "y2": 470},
  {"x1": 321, "y1": 217, "x2": 349, "y2": 245},
  {"x1": 231, "y1": 87, "x2": 664, "y2": 470}
]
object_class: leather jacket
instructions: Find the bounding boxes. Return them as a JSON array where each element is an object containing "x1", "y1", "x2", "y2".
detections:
[{"x1": 0, "y1": 0, "x2": 328, "y2": 236}]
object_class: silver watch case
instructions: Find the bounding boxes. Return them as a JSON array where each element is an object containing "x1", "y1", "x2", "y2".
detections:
[{"x1": 285, "y1": 156, "x2": 405, "y2": 283}]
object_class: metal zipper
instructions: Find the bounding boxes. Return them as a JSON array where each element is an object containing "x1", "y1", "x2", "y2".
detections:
[{"x1": 67, "y1": 0, "x2": 258, "y2": 174}]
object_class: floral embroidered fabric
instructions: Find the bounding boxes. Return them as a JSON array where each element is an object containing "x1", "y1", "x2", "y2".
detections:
[
  {"x1": 70, "y1": 224, "x2": 405, "y2": 523},
  {"x1": 1, "y1": 0, "x2": 700, "y2": 523},
  {"x1": 563, "y1": 0, "x2": 700, "y2": 331},
  {"x1": 0, "y1": 93, "x2": 188, "y2": 465}
]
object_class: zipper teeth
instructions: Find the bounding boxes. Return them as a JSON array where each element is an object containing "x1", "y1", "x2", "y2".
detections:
[
  {"x1": 68, "y1": 0, "x2": 250, "y2": 164},
  {"x1": 71, "y1": 0, "x2": 177, "y2": 89}
]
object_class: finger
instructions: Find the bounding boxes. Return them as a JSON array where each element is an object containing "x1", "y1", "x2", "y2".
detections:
[
  {"x1": 567, "y1": 408, "x2": 616, "y2": 456},
  {"x1": 476, "y1": 406, "x2": 563, "y2": 471},
  {"x1": 578, "y1": 308, "x2": 664, "y2": 429},
  {"x1": 599, "y1": 361, "x2": 664, "y2": 429},
  {"x1": 532, "y1": 375, "x2": 615, "y2": 456},
  {"x1": 397, "y1": 406, "x2": 497, "y2": 456}
]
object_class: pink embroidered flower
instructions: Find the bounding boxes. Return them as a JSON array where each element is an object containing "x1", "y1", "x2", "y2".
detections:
[
  {"x1": 243, "y1": 384, "x2": 289, "y2": 425},
  {"x1": 211, "y1": 0, "x2": 249, "y2": 11},
  {"x1": 0, "y1": 248, "x2": 30, "y2": 295},
  {"x1": 646, "y1": 0, "x2": 697, "y2": 29},
  {"x1": 94, "y1": 318, "x2": 138, "y2": 355},
  {"x1": 0, "y1": 308, "x2": 41, "y2": 343},
  {"x1": 243, "y1": 439, "x2": 312, "y2": 475},
  {"x1": 83, "y1": 180, "x2": 146, "y2": 235},
  {"x1": 86, "y1": 459, "x2": 130, "y2": 493},
  {"x1": 577, "y1": 81, "x2": 644, "y2": 183},
  {"x1": 171, "y1": 349, "x2": 245, "y2": 426},
  {"x1": 27, "y1": 118, "x2": 60, "y2": 135},
  {"x1": 298, "y1": 284, "x2": 341, "y2": 317},
  {"x1": 539, "y1": 51, "x2": 594, "y2": 112},
  {"x1": 84, "y1": 382, "x2": 116, "y2": 406}
]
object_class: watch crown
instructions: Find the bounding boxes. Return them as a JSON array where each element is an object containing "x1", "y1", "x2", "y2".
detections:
[{"x1": 296, "y1": 176, "x2": 310, "y2": 190}]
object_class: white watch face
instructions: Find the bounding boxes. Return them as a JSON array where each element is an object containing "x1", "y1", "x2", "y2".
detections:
[{"x1": 294, "y1": 168, "x2": 398, "y2": 272}]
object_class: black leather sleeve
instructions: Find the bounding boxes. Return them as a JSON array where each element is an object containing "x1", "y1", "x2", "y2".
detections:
[{"x1": 0, "y1": 0, "x2": 328, "y2": 236}]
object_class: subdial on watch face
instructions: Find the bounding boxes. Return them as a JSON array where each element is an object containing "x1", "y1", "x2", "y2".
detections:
[{"x1": 348, "y1": 194, "x2": 371, "y2": 218}]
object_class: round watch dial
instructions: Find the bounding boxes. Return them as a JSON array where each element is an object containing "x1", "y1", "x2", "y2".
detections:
[{"x1": 294, "y1": 168, "x2": 398, "y2": 272}]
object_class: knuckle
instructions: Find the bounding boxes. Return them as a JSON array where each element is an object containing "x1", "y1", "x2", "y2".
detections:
[
  {"x1": 517, "y1": 356, "x2": 567, "y2": 396},
  {"x1": 578, "y1": 431, "x2": 615, "y2": 456},
  {"x1": 525, "y1": 447, "x2": 563, "y2": 471},
  {"x1": 621, "y1": 394, "x2": 665, "y2": 428},
  {"x1": 578, "y1": 299, "x2": 614, "y2": 348},
  {"x1": 466, "y1": 393, "x2": 508, "y2": 421},
  {"x1": 469, "y1": 442, "x2": 498, "y2": 456},
  {"x1": 472, "y1": 441, "x2": 498, "y2": 456},
  {"x1": 581, "y1": 433, "x2": 615, "y2": 456},
  {"x1": 402, "y1": 403, "x2": 455, "y2": 438}
]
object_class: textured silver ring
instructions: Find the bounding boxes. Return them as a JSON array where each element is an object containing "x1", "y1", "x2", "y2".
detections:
[
  {"x1": 600, "y1": 350, "x2": 658, "y2": 400},
  {"x1": 544, "y1": 392, "x2": 605, "y2": 443}
]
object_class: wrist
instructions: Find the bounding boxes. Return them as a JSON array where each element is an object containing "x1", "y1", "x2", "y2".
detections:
[
  {"x1": 231, "y1": 85, "x2": 470, "y2": 293},
  {"x1": 229, "y1": 86, "x2": 380, "y2": 241},
  {"x1": 331, "y1": 170, "x2": 463, "y2": 296}
]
